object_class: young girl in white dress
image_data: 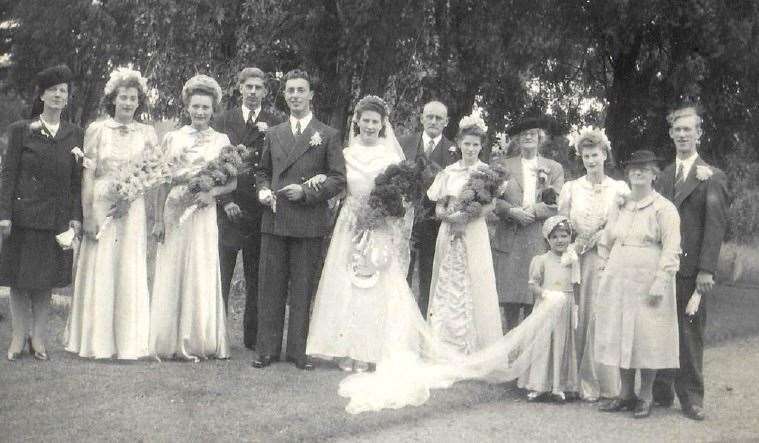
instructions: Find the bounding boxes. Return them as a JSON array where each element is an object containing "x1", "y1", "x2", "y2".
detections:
[
  {"x1": 426, "y1": 119, "x2": 502, "y2": 353},
  {"x1": 517, "y1": 215, "x2": 580, "y2": 402},
  {"x1": 65, "y1": 68, "x2": 156, "y2": 360},
  {"x1": 149, "y1": 75, "x2": 233, "y2": 361}
]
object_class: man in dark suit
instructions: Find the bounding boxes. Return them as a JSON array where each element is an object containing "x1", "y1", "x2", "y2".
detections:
[
  {"x1": 398, "y1": 100, "x2": 457, "y2": 318},
  {"x1": 213, "y1": 67, "x2": 280, "y2": 350},
  {"x1": 251, "y1": 69, "x2": 346, "y2": 370},
  {"x1": 653, "y1": 104, "x2": 729, "y2": 421}
]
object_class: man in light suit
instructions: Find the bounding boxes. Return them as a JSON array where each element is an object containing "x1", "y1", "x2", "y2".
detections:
[
  {"x1": 251, "y1": 69, "x2": 346, "y2": 370},
  {"x1": 399, "y1": 101, "x2": 457, "y2": 318},
  {"x1": 213, "y1": 67, "x2": 281, "y2": 349},
  {"x1": 491, "y1": 117, "x2": 564, "y2": 331},
  {"x1": 653, "y1": 104, "x2": 728, "y2": 421}
]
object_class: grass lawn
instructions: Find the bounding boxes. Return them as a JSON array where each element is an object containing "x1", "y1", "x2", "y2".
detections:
[{"x1": 0, "y1": 284, "x2": 757, "y2": 442}]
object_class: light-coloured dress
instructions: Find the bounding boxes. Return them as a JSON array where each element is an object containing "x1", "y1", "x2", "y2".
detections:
[
  {"x1": 65, "y1": 119, "x2": 156, "y2": 359},
  {"x1": 149, "y1": 126, "x2": 230, "y2": 360},
  {"x1": 517, "y1": 251, "x2": 578, "y2": 393},
  {"x1": 558, "y1": 175, "x2": 627, "y2": 399},
  {"x1": 594, "y1": 191, "x2": 681, "y2": 369},
  {"x1": 306, "y1": 141, "x2": 413, "y2": 363},
  {"x1": 426, "y1": 161, "x2": 503, "y2": 353}
]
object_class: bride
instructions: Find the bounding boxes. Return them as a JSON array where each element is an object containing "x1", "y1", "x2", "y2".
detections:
[
  {"x1": 306, "y1": 95, "x2": 418, "y2": 372},
  {"x1": 333, "y1": 112, "x2": 576, "y2": 414}
]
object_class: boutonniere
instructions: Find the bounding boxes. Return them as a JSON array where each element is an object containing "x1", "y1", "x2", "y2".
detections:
[
  {"x1": 695, "y1": 165, "x2": 713, "y2": 181},
  {"x1": 256, "y1": 121, "x2": 269, "y2": 132},
  {"x1": 614, "y1": 187, "x2": 631, "y2": 207},
  {"x1": 28, "y1": 119, "x2": 51, "y2": 138},
  {"x1": 309, "y1": 131, "x2": 323, "y2": 147}
]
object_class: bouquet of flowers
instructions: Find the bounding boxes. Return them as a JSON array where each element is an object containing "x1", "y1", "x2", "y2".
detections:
[
  {"x1": 353, "y1": 158, "x2": 427, "y2": 232},
  {"x1": 534, "y1": 166, "x2": 557, "y2": 205},
  {"x1": 178, "y1": 144, "x2": 250, "y2": 223},
  {"x1": 95, "y1": 145, "x2": 183, "y2": 240},
  {"x1": 450, "y1": 163, "x2": 509, "y2": 226}
]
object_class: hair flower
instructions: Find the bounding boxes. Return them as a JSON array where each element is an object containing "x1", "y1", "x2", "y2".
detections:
[
  {"x1": 104, "y1": 67, "x2": 149, "y2": 96},
  {"x1": 566, "y1": 126, "x2": 611, "y2": 155},
  {"x1": 459, "y1": 114, "x2": 488, "y2": 133}
]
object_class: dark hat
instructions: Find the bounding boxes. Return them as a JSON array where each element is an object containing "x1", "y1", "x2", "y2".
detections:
[
  {"x1": 506, "y1": 116, "x2": 556, "y2": 136},
  {"x1": 623, "y1": 150, "x2": 662, "y2": 166},
  {"x1": 35, "y1": 64, "x2": 74, "y2": 91}
]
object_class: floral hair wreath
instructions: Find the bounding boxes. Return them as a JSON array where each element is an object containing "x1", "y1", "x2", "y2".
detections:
[
  {"x1": 459, "y1": 114, "x2": 488, "y2": 133},
  {"x1": 352, "y1": 95, "x2": 391, "y2": 121},
  {"x1": 566, "y1": 125, "x2": 611, "y2": 155},
  {"x1": 104, "y1": 67, "x2": 149, "y2": 96}
]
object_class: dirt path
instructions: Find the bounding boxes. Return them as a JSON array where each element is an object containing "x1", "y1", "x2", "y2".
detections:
[{"x1": 336, "y1": 336, "x2": 759, "y2": 442}]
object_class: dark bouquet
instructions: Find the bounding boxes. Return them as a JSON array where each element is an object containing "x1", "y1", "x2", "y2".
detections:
[
  {"x1": 452, "y1": 163, "x2": 509, "y2": 224},
  {"x1": 354, "y1": 158, "x2": 427, "y2": 232}
]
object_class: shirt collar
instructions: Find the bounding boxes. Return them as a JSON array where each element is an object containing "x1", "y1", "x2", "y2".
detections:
[
  {"x1": 242, "y1": 105, "x2": 261, "y2": 123},
  {"x1": 290, "y1": 113, "x2": 313, "y2": 133},
  {"x1": 103, "y1": 117, "x2": 137, "y2": 131},
  {"x1": 677, "y1": 152, "x2": 699, "y2": 175},
  {"x1": 422, "y1": 132, "x2": 442, "y2": 148}
]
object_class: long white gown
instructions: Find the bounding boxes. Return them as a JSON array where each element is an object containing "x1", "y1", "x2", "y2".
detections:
[
  {"x1": 306, "y1": 140, "x2": 415, "y2": 363},
  {"x1": 65, "y1": 119, "x2": 156, "y2": 359},
  {"x1": 148, "y1": 126, "x2": 230, "y2": 360}
]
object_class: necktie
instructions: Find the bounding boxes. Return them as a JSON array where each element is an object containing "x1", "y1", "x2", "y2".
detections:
[
  {"x1": 246, "y1": 111, "x2": 255, "y2": 128},
  {"x1": 674, "y1": 162, "x2": 684, "y2": 200},
  {"x1": 295, "y1": 120, "x2": 302, "y2": 137},
  {"x1": 426, "y1": 139, "x2": 435, "y2": 156}
]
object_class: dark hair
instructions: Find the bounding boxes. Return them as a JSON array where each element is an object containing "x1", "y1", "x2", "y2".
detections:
[
  {"x1": 352, "y1": 97, "x2": 388, "y2": 137},
  {"x1": 282, "y1": 69, "x2": 313, "y2": 90},
  {"x1": 102, "y1": 79, "x2": 148, "y2": 119},
  {"x1": 456, "y1": 125, "x2": 486, "y2": 144}
]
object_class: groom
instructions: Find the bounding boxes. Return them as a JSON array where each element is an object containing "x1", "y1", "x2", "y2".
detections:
[{"x1": 252, "y1": 69, "x2": 346, "y2": 370}]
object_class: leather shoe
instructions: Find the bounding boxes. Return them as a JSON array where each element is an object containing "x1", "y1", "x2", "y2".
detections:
[
  {"x1": 251, "y1": 354, "x2": 275, "y2": 368},
  {"x1": 683, "y1": 405, "x2": 705, "y2": 421},
  {"x1": 599, "y1": 397, "x2": 637, "y2": 412},
  {"x1": 294, "y1": 357, "x2": 314, "y2": 371},
  {"x1": 634, "y1": 399, "x2": 652, "y2": 418}
]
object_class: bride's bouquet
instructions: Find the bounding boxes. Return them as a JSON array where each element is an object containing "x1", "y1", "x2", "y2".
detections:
[
  {"x1": 178, "y1": 144, "x2": 250, "y2": 223},
  {"x1": 95, "y1": 145, "x2": 183, "y2": 239}
]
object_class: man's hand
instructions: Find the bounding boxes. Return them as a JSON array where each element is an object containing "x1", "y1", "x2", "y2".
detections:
[
  {"x1": 279, "y1": 184, "x2": 305, "y2": 201},
  {"x1": 224, "y1": 202, "x2": 242, "y2": 221},
  {"x1": 696, "y1": 271, "x2": 715, "y2": 295},
  {"x1": 303, "y1": 174, "x2": 327, "y2": 191},
  {"x1": 258, "y1": 188, "x2": 274, "y2": 206},
  {"x1": 509, "y1": 207, "x2": 535, "y2": 226},
  {"x1": 69, "y1": 220, "x2": 82, "y2": 238},
  {"x1": 685, "y1": 291, "x2": 702, "y2": 316}
]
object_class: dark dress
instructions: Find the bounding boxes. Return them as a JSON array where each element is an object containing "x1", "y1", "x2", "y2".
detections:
[{"x1": 0, "y1": 119, "x2": 83, "y2": 290}]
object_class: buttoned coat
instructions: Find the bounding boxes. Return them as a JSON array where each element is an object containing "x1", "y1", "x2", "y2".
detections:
[
  {"x1": 0, "y1": 119, "x2": 83, "y2": 231},
  {"x1": 655, "y1": 157, "x2": 728, "y2": 278},
  {"x1": 255, "y1": 118, "x2": 346, "y2": 238},
  {"x1": 213, "y1": 107, "x2": 280, "y2": 246},
  {"x1": 491, "y1": 155, "x2": 564, "y2": 304}
]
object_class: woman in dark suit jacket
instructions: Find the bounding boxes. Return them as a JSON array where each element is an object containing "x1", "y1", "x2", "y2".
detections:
[{"x1": 0, "y1": 65, "x2": 83, "y2": 361}]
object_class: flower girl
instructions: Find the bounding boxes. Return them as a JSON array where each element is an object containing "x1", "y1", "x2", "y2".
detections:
[{"x1": 517, "y1": 215, "x2": 580, "y2": 402}]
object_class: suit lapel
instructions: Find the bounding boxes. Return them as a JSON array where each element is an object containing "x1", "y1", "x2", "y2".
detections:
[
  {"x1": 658, "y1": 164, "x2": 676, "y2": 201},
  {"x1": 674, "y1": 157, "x2": 705, "y2": 207},
  {"x1": 280, "y1": 119, "x2": 318, "y2": 173}
]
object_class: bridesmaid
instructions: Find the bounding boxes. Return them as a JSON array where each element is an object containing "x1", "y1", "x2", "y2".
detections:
[
  {"x1": 426, "y1": 116, "x2": 502, "y2": 354},
  {"x1": 64, "y1": 68, "x2": 157, "y2": 359},
  {"x1": 0, "y1": 65, "x2": 83, "y2": 361},
  {"x1": 558, "y1": 127, "x2": 628, "y2": 401},
  {"x1": 149, "y1": 75, "x2": 233, "y2": 361}
]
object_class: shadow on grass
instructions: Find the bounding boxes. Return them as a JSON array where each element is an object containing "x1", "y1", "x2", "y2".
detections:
[{"x1": 0, "y1": 283, "x2": 756, "y2": 442}]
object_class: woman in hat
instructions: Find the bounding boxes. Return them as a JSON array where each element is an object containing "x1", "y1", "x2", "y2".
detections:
[
  {"x1": 491, "y1": 117, "x2": 564, "y2": 331},
  {"x1": 0, "y1": 64, "x2": 83, "y2": 361},
  {"x1": 594, "y1": 150, "x2": 681, "y2": 418},
  {"x1": 558, "y1": 127, "x2": 627, "y2": 401},
  {"x1": 64, "y1": 67, "x2": 157, "y2": 359}
]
